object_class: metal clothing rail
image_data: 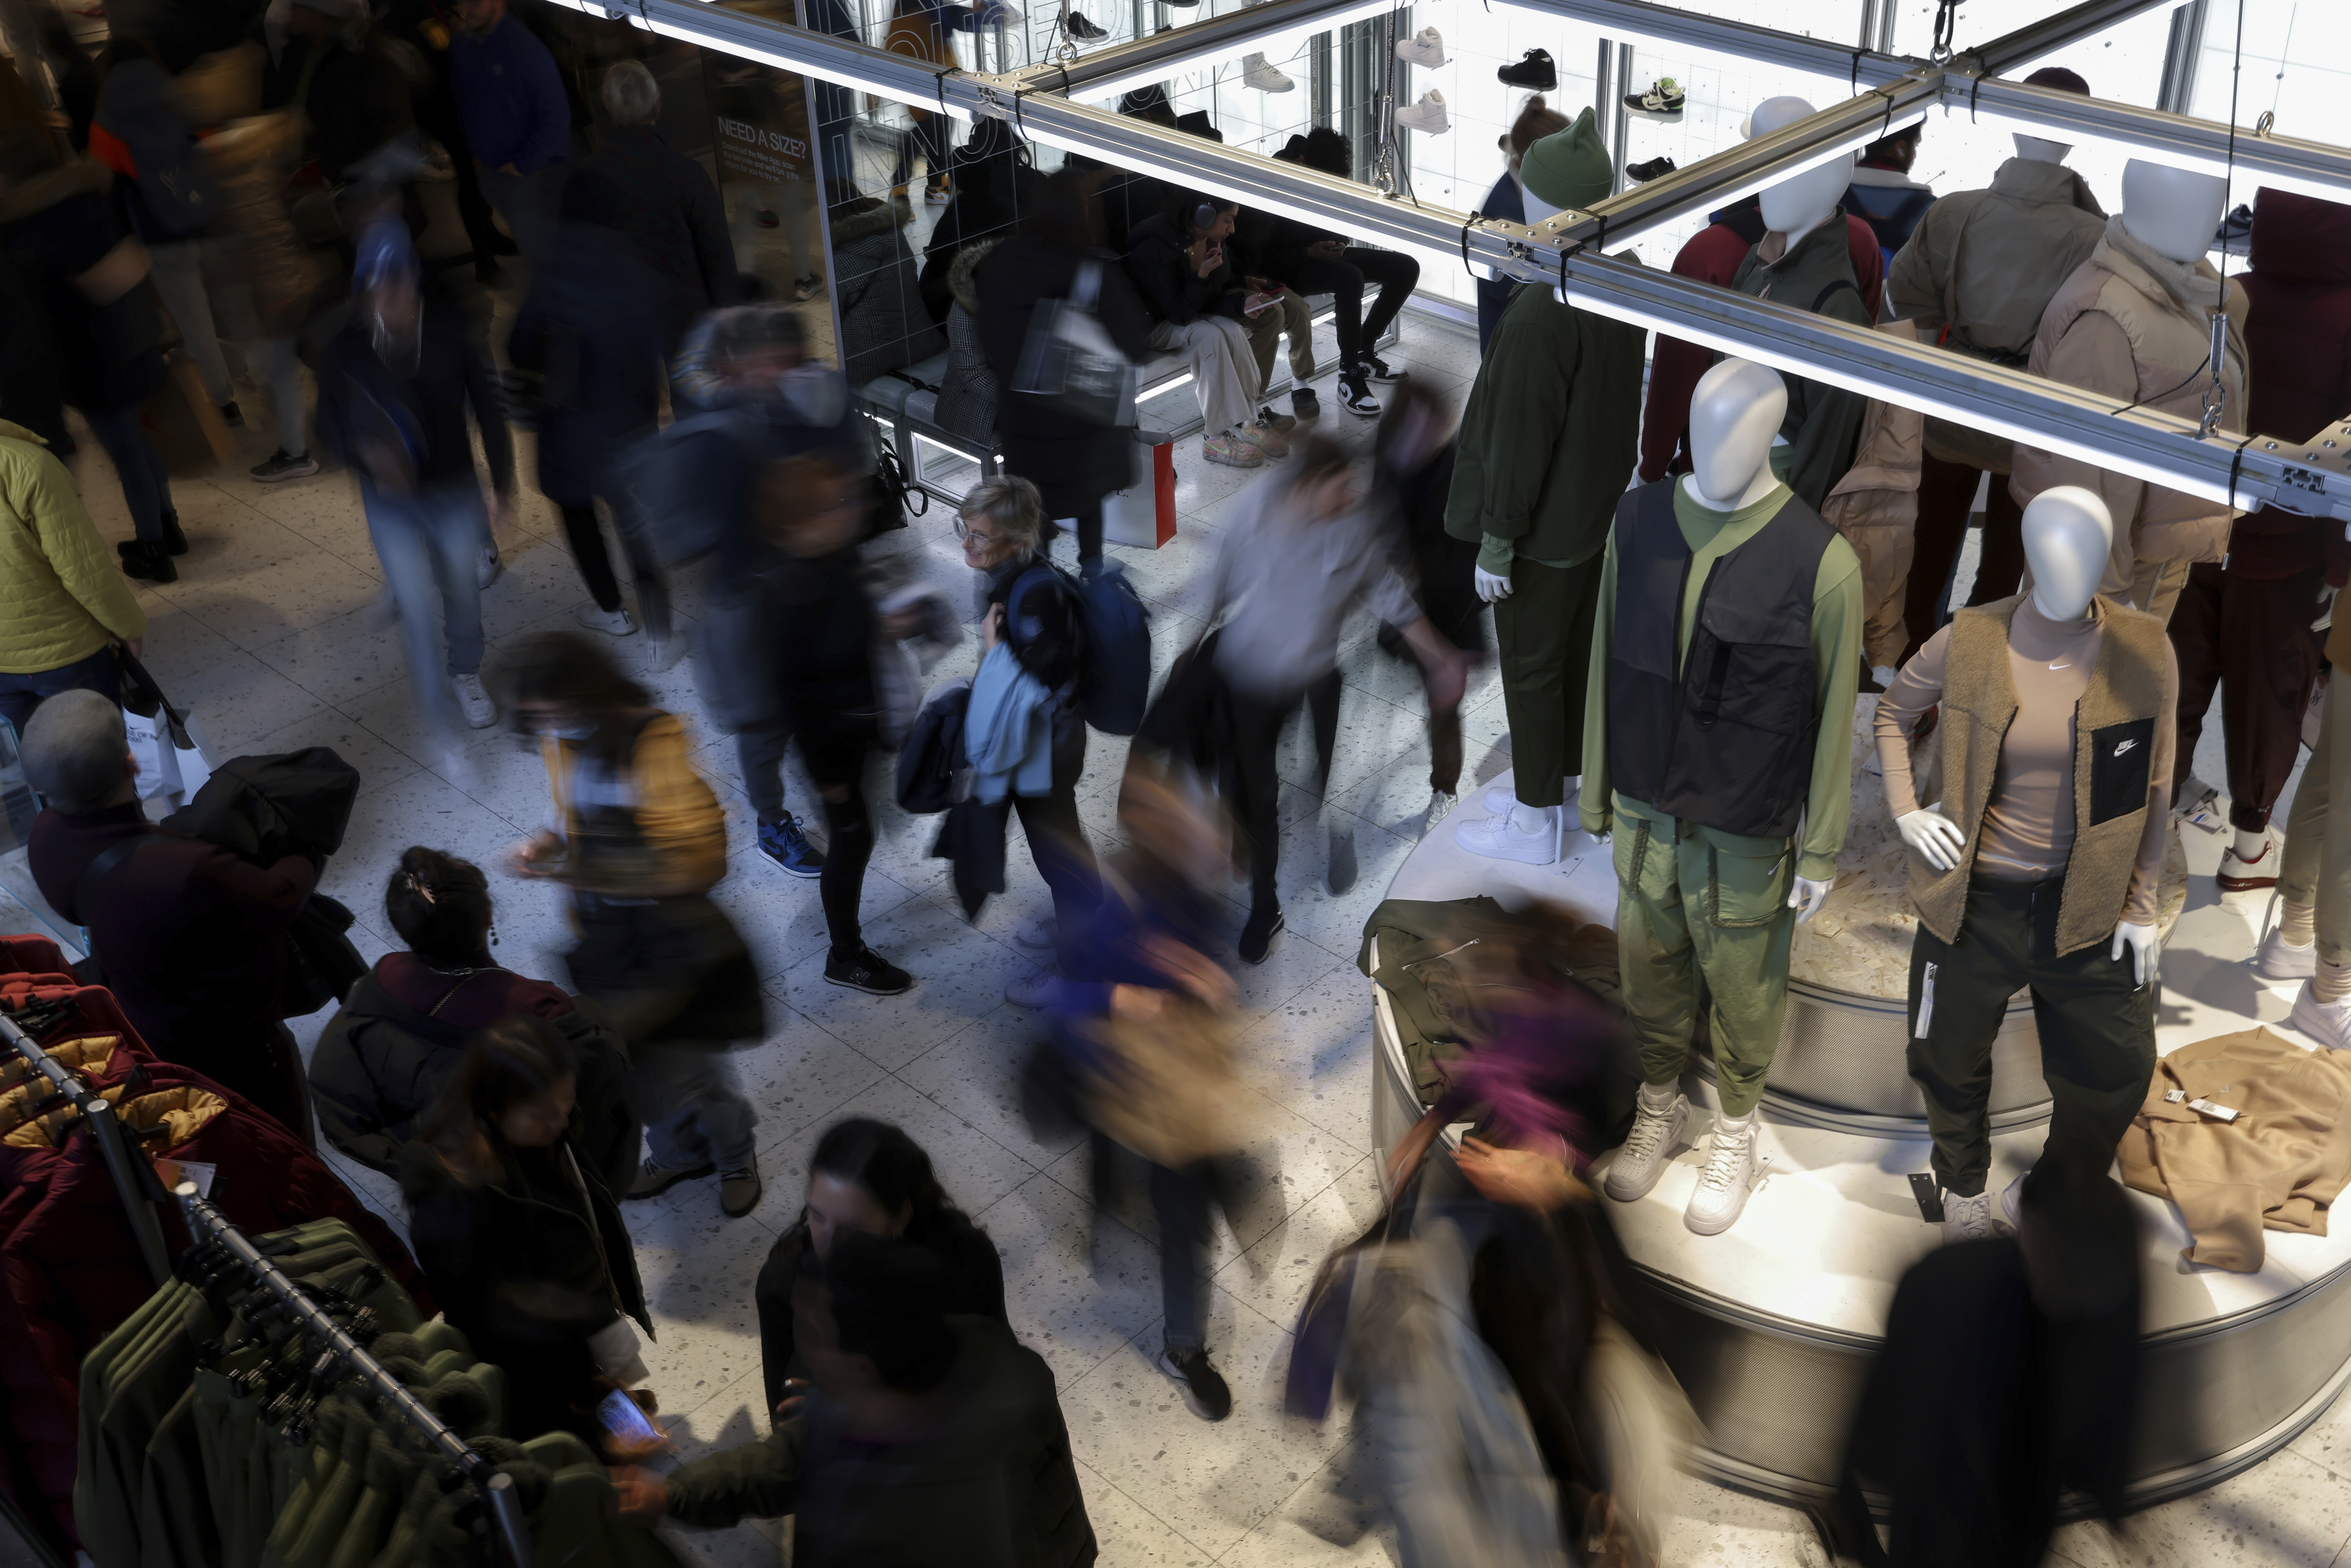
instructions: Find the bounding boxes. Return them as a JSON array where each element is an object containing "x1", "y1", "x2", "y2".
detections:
[
  {"x1": 0, "y1": 1010, "x2": 170, "y2": 1289},
  {"x1": 172, "y1": 1185, "x2": 538, "y2": 1568}
]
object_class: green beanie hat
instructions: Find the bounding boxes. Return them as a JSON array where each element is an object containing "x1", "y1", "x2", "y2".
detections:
[{"x1": 1519, "y1": 106, "x2": 1613, "y2": 214}]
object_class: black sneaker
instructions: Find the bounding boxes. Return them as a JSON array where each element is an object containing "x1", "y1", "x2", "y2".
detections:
[
  {"x1": 160, "y1": 509, "x2": 187, "y2": 555},
  {"x1": 627, "y1": 1158, "x2": 716, "y2": 1200},
  {"x1": 824, "y1": 945, "x2": 914, "y2": 996},
  {"x1": 218, "y1": 399, "x2": 243, "y2": 428},
  {"x1": 1326, "y1": 821, "x2": 1357, "y2": 895},
  {"x1": 1625, "y1": 154, "x2": 1679, "y2": 183},
  {"x1": 1257, "y1": 403, "x2": 1296, "y2": 433},
  {"x1": 1360, "y1": 353, "x2": 1401, "y2": 382},
  {"x1": 1335, "y1": 373, "x2": 1380, "y2": 417},
  {"x1": 1291, "y1": 386, "x2": 1320, "y2": 417},
  {"x1": 1066, "y1": 8, "x2": 1107, "y2": 36},
  {"x1": 1239, "y1": 903, "x2": 1284, "y2": 965},
  {"x1": 757, "y1": 814, "x2": 825, "y2": 878},
  {"x1": 250, "y1": 448, "x2": 320, "y2": 483},
  {"x1": 1497, "y1": 48, "x2": 1556, "y2": 91},
  {"x1": 1156, "y1": 1345, "x2": 1233, "y2": 1421},
  {"x1": 116, "y1": 540, "x2": 176, "y2": 584}
]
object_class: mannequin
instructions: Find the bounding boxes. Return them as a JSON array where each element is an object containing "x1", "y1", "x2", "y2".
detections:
[
  {"x1": 1582, "y1": 357, "x2": 1865, "y2": 1236},
  {"x1": 1876, "y1": 485, "x2": 2177, "y2": 1243},
  {"x1": 2010, "y1": 158, "x2": 2246, "y2": 624},
  {"x1": 1729, "y1": 97, "x2": 1872, "y2": 513},
  {"x1": 1449, "y1": 108, "x2": 1644, "y2": 865},
  {"x1": 2013, "y1": 133, "x2": 2072, "y2": 165}
]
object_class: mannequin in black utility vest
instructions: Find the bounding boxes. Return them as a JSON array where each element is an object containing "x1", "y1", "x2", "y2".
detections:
[{"x1": 1582, "y1": 356, "x2": 1866, "y2": 1239}]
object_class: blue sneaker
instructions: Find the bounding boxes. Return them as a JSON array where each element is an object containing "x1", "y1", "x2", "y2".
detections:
[{"x1": 757, "y1": 815, "x2": 825, "y2": 878}]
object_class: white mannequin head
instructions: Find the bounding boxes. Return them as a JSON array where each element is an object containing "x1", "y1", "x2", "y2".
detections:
[
  {"x1": 2118, "y1": 159, "x2": 2230, "y2": 264},
  {"x1": 1684, "y1": 359, "x2": 1787, "y2": 512},
  {"x1": 2021, "y1": 486, "x2": 2114, "y2": 621},
  {"x1": 1748, "y1": 96, "x2": 1852, "y2": 244},
  {"x1": 2013, "y1": 134, "x2": 2072, "y2": 165}
]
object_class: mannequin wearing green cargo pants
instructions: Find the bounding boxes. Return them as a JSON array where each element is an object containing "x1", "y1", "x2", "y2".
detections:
[{"x1": 1584, "y1": 357, "x2": 1864, "y2": 1236}]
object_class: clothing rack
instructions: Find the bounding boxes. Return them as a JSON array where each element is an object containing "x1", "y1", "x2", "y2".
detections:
[
  {"x1": 172, "y1": 1184, "x2": 539, "y2": 1568},
  {"x1": 0, "y1": 1010, "x2": 172, "y2": 1289}
]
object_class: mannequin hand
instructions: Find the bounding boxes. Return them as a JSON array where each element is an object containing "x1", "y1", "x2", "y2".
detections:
[
  {"x1": 1897, "y1": 809, "x2": 1967, "y2": 871},
  {"x1": 1474, "y1": 565, "x2": 1513, "y2": 603},
  {"x1": 2315, "y1": 585, "x2": 2337, "y2": 633},
  {"x1": 2111, "y1": 920, "x2": 2159, "y2": 987},
  {"x1": 1788, "y1": 875, "x2": 1833, "y2": 924}
]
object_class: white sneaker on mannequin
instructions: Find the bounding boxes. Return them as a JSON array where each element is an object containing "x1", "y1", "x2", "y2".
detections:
[
  {"x1": 2253, "y1": 923, "x2": 2317, "y2": 982},
  {"x1": 1942, "y1": 1189, "x2": 1999, "y2": 1244},
  {"x1": 1482, "y1": 776, "x2": 1579, "y2": 817},
  {"x1": 2290, "y1": 980, "x2": 2351, "y2": 1052},
  {"x1": 1602, "y1": 1083, "x2": 1687, "y2": 1202},
  {"x1": 1454, "y1": 801, "x2": 1560, "y2": 864},
  {"x1": 1684, "y1": 1113, "x2": 1760, "y2": 1235}
]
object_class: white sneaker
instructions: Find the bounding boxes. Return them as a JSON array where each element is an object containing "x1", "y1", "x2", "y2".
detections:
[
  {"x1": 1684, "y1": 1114, "x2": 1760, "y2": 1235},
  {"x1": 2254, "y1": 918, "x2": 2318, "y2": 983},
  {"x1": 477, "y1": 543, "x2": 503, "y2": 590},
  {"x1": 1941, "y1": 1188, "x2": 1999, "y2": 1245},
  {"x1": 576, "y1": 601, "x2": 638, "y2": 637},
  {"x1": 1482, "y1": 776, "x2": 1579, "y2": 817},
  {"x1": 1420, "y1": 789, "x2": 1455, "y2": 836},
  {"x1": 1015, "y1": 913, "x2": 1057, "y2": 953},
  {"x1": 1242, "y1": 53, "x2": 1294, "y2": 92},
  {"x1": 452, "y1": 672, "x2": 498, "y2": 729},
  {"x1": 2290, "y1": 980, "x2": 2351, "y2": 1051},
  {"x1": 1453, "y1": 801, "x2": 1559, "y2": 865},
  {"x1": 1393, "y1": 26, "x2": 1445, "y2": 66},
  {"x1": 645, "y1": 630, "x2": 690, "y2": 673},
  {"x1": 1005, "y1": 964, "x2": 1060, "y2": 1009},
  {"x1": 2217, "y1": 826, "x2": 2284, "y2": 892},
  {"x1": 1603, "y1": 1085, "x2": 1687, "y2": 1202},
  {"x1": 1394, "y1": 91, "x2": 1449, "y2": 135}
]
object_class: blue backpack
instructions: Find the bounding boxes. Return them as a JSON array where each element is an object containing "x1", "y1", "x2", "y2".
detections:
[{"x1": 1008, "y1": 561, "x2": 1152, "y2": 737}]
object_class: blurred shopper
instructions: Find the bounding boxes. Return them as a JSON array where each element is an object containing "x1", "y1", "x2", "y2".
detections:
[
  {"x1": 919, "y1": 115, "x2": 1035, "y2": 323},
  {"x1": 447, "y1": 0, "x2": 569, "y2": 265},
  {"x1": 1056, "y1": 766, "x2": 1243, "y2": 1420},
  {"x1": 0, "y1": 128, "x2": 182, "y2": 583},
  {"x1": 1123, "y1": 191, "x2": 1286, "y2": 470},
  {"x1": 613, "y1": 1230, "x2": 1097, "y2": 1567},
  {"x1": 581, "y1": 61, "x2": 738, "y2": 347},
  {"x1": 1372, "y1": 377, "x2": 1480, "y2": 827},
  {"x1": 502, "y1": 630, "x2": 768, "y2": 1218},
  {"x1": 1846, "y1": 122, "x2": 1935, "y2": 263},
  {"x1": 0, "y1": 420, "x2": 145, "y2": 737},
  {"x1": 827, "y1": 180, "x2": 942, "y2": 385},
  {"x1": 401, "y1": 1015, "x2": 654, "y2": 1446},
  {"x1": 1266, "y1": 126, "x2": 1421, "y2": 417},
  {"x1": 956, "y1": 477, "x2": 1101, "y2": 1004},
  {"x1": 1206, "y1": 439, "x2": 1473, "y2": 962},
  {"x1": 22, "y1": 691, "x2": 319, "y2": 1132},
  {"x1": 508, "y1": 166, "x2": 668, "y2": 638},
  {"x1": 1472, "y1": 94, "x2": 1567, "y2": 353},
  {"x1": 0, "y1": 245, "x2": 65, "y2": 448},
  {"x1": 380, "y1": 0, "x2": 508, "y2": 284},
  {"x1": 974, "y1": 170, "x2": 1150, "y2": 569},
  {"x1": 754, "y1": 1118, "x2": 1005, "y2": 1417},
  {"x1": 1833, "y1": 1151, "x2": 2141, "y2": 1567},
  {"x1": 317, "y1": 221, "x2": 513, "y2": 737},
  {"x1": 264, "y1": 0, "x2": 419, "y2": 207},
  {"x1": 310, "y1": 846, "x2": 639, "y2": 1198}
]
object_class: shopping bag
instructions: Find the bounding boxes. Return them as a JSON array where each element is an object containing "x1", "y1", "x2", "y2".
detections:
[
  {"x1": 1102, "y1": 431, "x2": 1177, "y2": 548},
  {"x1": 116, "y1": 648, "x2": 217, "y2": 807},
  {"x1": 1009, "y1": 260, "x2": 1137, "y2": 429}
]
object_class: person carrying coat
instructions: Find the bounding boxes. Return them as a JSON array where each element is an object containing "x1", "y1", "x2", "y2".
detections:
[
  {"x1": 578, "y1": 62, "x2": 739, "y2": 347},
  {"x1": 0, "y1": 419, "x2": 145, "y2": 737}
]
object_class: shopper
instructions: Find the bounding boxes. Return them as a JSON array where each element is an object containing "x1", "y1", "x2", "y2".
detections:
[
  {"x1": 1372, "y1": 377, "x2": 1479, "y2": 825},
  {"x1": 1265, "y1": 126, "x2": 1421, "y2": 417},
  {"x1": 1844, "y1": 123, "x2": 1935, "y2": 262},
  {"x1": 957, "y1": 477, "x2": 1101, "y2": 1003},
  {"x1": 0, "y1": 128, "x2": 181, "y2": 583},
  {"x1": 21, "y1": 691, "x2": 318, "y2": 1133},
  {"x1": 974, "y1": 170, "x2": 1151, "y2": 569},
  {"x1": 316, "y1": 221, "x2": 514, "y2": 737},
  {"x1": 379, "y1": 0, "x2": 508, "y2": 284},
  {"x1": 1123, "y1": 190, "x2": 1286, "y2": 469},
  {"x1": 501, "y1": 630, "x2": 768, "y2": 1218},
  {"x1": 579, "y1": 62, "x2": 739, "y2": 346},
  {"x1": 446, "y1": 0, "x2": 570, "y2": 265},
  {"x1": 309, "y1": 846, "x2": 639, "y2": 1199},
  {"x1": 1205, "y1": 439, "x2": 1473, "y2": 961},
  {"x1": 753, "y1": 1118, "x2": 1005, "y2": 1417},
  {"x1": 400, "y1": 1015, "x2": 654, "y2": 1446},
  {"x1": 0, "y1": 420, "x2": 145, "y2": 737},
  {"x1": 1472, "y1": 94, "x2": 1567, "y2": 353},
  {"x1": 264, "y1": 0, "x2": 420, "y2": 213}
]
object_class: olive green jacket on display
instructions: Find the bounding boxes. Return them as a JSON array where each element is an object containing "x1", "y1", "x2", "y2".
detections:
[{"x1": 1729, "y1": 212, "x2": 1875, "y2": 512}]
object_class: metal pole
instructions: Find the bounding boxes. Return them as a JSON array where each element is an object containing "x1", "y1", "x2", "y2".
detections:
[
  {"x1": 0, "y1": 1011, "x2": 171, "y2": 1289},
  {"x1": 485, "y1": 1475, "x2": 537, "y2": 1568},
  {"x1": 1610, "y1": 40, "x2": 1632, "y2": 193}
]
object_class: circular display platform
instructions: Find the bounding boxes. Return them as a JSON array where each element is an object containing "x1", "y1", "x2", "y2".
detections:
[{"x1": 1372, "y1": 764, "x2": 2351, "y2": 1509}]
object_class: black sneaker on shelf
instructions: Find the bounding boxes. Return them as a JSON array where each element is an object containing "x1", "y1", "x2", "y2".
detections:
[
  {"x1": 250, "y1": 448, "x2": 321, "y2": 483},
  {"x1": 824, "y1": 945, "x2": 914, "y2": 996},
  {"x1": 1335, "y1": 372, "x2": 1381, "y2": 417},
  {"x1": 116, "y1": 540, "x2": 176, "y2": 584},
  {"x1": 2215, "y1": 201, "x2": 2253, "y2": 256},
  {"x1": 160, "y1": 509, "x2": 186, "y2": 556},
  {"x1": 1360, "y1": 353, "x2": 1401, "y2": 382},
  {"x1": 1498, "y1": 48, "x2": 1556, "y2": 91},
  {"x1": 1238, "y1": 903, "x2": 1284, "y2": 965},
  {"x1": 217, "y1": 399, "x2": 243, "y2": 428},
  {"x1": 1155, "y1": 1345, "x2": 1233, "y2": 1421},
  {"x1": 1065, "y1": 8, "x2": 1107, "y2": 37},
  {"x1": 1290, "y1": 386, "x2": 1320, "y2": 417},
  {"x1": 1625, "y1": 154, "x2": 1679, "y2": 183}
]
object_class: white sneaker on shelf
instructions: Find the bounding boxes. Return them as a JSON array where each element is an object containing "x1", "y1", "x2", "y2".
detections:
[
  {"x1": 477, "y1": 543, "x2": 504, "y2": 589},
  {"x1": 452, "y1": 672, "x2": 499, "y2": 729},
  {"x1": 1684, "y1": 1114, "x2": 1760, "y2": 1235},
  {"x1": 1941, "y1": 1188, "x2": 1999, "y2": 1245},
  {"x1": 576, "y1": 601, "x2": 638, "y2": 637},
  {"x1": 1015, "y1": 913, "x2": 1057, "y2": 953},
  {"x1": 1602, "y1": 1084, "x2": 1687, "y2": 1202},
  {"x1": 1420, "y1": 788, "x2": 1456, "y2": 836},
  {"x1": 2253, "y1": 918, "x2": 2318, "y2": 983},
  {"x1": 1395, "y1": 90, "x2": 1450, "y2": 134},
  {"x1": 1393, "y1": 26, "x2": 1445, "y2": 66},
  {"x1": 1242, "y1": 52, "x2": 1294, "y2": 92},
  {"x1": 2290, "y1": 981, "x2": 2351, "y2": 1052},
  {"x1": 1453, "y1": 801, "x2": 1559, "y2": 865}
]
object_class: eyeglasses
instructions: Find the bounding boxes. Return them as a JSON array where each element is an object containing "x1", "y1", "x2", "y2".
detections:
[{"x1": 954, "y1": 518, "x2": 999, "y2": 546}]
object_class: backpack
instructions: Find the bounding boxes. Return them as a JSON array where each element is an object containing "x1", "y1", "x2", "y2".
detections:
[
  {"x1": 895, "y1": 678, "x2": 974, "y2": 814},
  {"x1": 608, "y1": 407, "x2": 758, "y2": 568},
  {"x1": 1007, "y1": 561, "x2": 1152, "y2": 737}
]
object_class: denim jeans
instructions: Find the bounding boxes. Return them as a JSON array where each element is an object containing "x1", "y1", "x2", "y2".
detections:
[
  {"x1": 363, "y1": 480, "x2": 487, "y2": 734},
  {"x1": 0, "y1": 645, "x2": 121, "y2": 741},
  {"x1": 79, "y1": 402, "x2": 175, "y2": 545},
  {"x1": 148, "y1": 240, "x2": 233, "y2": 407}
]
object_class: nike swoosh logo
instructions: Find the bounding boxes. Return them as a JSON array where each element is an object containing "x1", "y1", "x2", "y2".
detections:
[
  {"x1": 2115, "y1": 738, "x2": 2139, "y2": 756},
  {"x1": 2048, "y1": 661, "x2": 2071, "y2": 670}
]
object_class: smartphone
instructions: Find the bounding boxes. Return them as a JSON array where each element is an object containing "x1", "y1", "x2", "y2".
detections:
[
  {"x1": 597, "y1": 1388, "x2": 665, "y2": 1453},
  {"x1": 1243, "y1": 291, "x2": 1281, "y2": 316}
]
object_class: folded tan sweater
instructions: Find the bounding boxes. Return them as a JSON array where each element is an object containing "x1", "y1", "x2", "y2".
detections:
[{"x1": 2117, "y1": 1027, "x2": 2351, "y2": 1272}]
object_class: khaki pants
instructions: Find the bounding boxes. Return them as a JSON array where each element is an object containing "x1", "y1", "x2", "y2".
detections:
[
  {"x1": 1834, "y1": 512, "x2": 1914, "y2": 670},
  {"x1": 1238, "y1": 287, "x2": 1316, "y2": 390},
  {"x1": 1494, "y1": 555, "x2": 1603, "y2": 808},
  {"x1": 2282, "y1": 670, "x2": 2351, "y2": 965},
  {"x1": 1612, "y1": 796, "x2": 1795, "y2": 1119}
]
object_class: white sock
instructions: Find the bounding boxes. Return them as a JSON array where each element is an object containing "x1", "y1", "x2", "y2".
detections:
[
  {"x1": 2233, "y1": 825, "x2": 2272, "y2": 860},
  {"x1": 1716, "y1": 1110, "x2": 1755, "y2": 1135},
  {"x1": 1506, "y1": 803, "x2": 1555, "y2": 837},
  {"x1": 1637, "y1": 1082, "x2": 1677, "y2": 1111}
]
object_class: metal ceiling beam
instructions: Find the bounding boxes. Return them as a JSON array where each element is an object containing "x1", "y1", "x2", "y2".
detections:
[
  {"x1": 1018, "y1": 0, "x2": 1389, "y2": 95},
  {"x1": 1479, "y1": 0, "x2": 1914, "y2": 90}
]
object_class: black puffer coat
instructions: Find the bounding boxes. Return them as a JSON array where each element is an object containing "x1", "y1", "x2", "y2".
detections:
[{"x1": 0, "y1": 159, "x2": 164, "y2": 414}]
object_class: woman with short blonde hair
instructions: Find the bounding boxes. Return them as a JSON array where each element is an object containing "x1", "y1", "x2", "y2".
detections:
[{"x1": 955, "y1": 476, "x2": 1044, "y2": 563}]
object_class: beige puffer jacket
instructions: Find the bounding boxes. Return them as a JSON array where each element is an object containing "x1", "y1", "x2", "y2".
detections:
[
  {"x1": 0, "y1": 422, "x2": 146, "y2": 675},
  {"x1": 2010, "y1": 217, "x2": 2250, "y2": 592}
]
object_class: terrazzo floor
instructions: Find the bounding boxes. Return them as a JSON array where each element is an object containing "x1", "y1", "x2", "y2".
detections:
[{"x1": 17, "y1": 294, "x2": 2351, "y2": 1568}]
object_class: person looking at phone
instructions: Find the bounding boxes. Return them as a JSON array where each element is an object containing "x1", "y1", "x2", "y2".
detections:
[{"x1": 1120, "y1": 190, "x2": 1290, "y2": 470}]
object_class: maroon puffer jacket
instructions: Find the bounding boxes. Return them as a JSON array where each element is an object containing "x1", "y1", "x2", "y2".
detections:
[{"x1": 2231, "y1": 187, "x2": 2351, "y2": 583}]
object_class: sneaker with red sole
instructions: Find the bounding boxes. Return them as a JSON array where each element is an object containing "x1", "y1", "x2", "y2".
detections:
[{"x1": 2218, "y1": 829, "x2": 2284, "y2": 892}]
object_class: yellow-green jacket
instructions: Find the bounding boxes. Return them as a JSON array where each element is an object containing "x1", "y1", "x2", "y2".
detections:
[{"x1": 0, "y1": 420, "x2": 145, "y2": 674}]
